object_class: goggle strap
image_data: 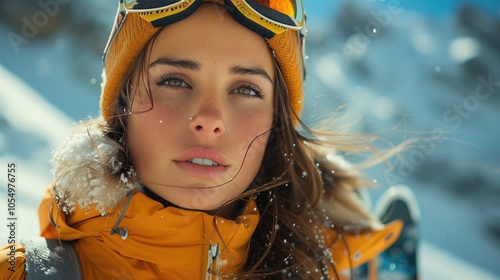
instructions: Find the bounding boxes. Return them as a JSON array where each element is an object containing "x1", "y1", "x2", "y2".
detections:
[
  {"x1": 148, "y1": 2, "x2": 201, "y2": 27},
  {"x1": 225, "y1": 1, "x2": 276, "y2": 38},
  {"x1": 244, "y1": 0, "x2": 298, "y2": 27}
]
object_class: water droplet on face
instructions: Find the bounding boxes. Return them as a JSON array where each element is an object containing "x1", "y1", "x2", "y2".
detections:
[
  {"x1": 159, "y1": 120, "x2": 163, "y2": 124},
  {"x1": 302, "y1": 171, "x2": 308, "y2": 178},
  {"x1": 372, "y1": 28, "x2": 377, "y2": 33}
]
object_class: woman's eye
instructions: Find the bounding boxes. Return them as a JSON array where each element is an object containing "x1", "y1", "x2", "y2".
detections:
[
  {"x1": 156, "y1": 76, "x2": 189, "y2": 88},
  {"x1": 232, "y1": 85, "x2": 263, "y2": 98}
]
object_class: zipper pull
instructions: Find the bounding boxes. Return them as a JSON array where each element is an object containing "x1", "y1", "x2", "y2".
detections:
[{"x1": 210, "y1": 243, "x2": 219, "y2": 259}]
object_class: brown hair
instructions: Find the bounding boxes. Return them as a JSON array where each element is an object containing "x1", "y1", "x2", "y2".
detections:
[{"x1": 103, "y1": 31, "x2": 377, "y2": 279}]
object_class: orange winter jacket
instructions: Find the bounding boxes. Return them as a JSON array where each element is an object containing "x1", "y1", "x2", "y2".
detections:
[
  {"x1": 0, "y1": 123, "x2": 402, "y2": 279},
  {"x1": 1, "y1": 188, "x2": 401, "y2": 279}
]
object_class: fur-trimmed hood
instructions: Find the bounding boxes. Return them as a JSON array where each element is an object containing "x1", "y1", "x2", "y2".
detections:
[{"x1": 51, "y1": 120, "x2": 140, "y2": 215}]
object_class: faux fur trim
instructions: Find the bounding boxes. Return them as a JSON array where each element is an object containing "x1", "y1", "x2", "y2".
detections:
[{"x1": 51, "y1": 120, "x2": 140, "y2": 215}]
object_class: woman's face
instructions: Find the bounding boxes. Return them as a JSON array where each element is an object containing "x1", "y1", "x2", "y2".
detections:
[{"x1": 127, "y1": 4, "x2": 275, "y2": 211}]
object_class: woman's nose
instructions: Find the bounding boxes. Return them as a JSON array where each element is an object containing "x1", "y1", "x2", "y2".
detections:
[{"x1": 188, "y1": 108, "x2": 226, "y2": 137}]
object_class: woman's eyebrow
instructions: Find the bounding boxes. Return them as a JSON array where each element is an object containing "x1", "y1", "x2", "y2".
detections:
[
  {"x1": 230, "y1": 65, "x2": 273, "y2": 84},
  {"x1": 149, "y1": 57, "x2": 201, "y2": 70}
]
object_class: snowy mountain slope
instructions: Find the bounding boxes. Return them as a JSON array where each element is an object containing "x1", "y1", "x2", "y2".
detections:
[
  {"x1": 0, "y1": 64, "x2": 73, "y2": 240},
  {"x1": 302, "y1": 2, "x2": 500, "y2": 276},
  {"x1": 420, "y1": 241, "x2": 498, "y2": 279}
]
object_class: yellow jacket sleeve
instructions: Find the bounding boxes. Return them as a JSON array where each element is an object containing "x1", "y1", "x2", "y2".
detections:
[
  {"x1": 0, "y1": 243, "x2": 26, "y2": 280},
  {"x1": 327, "y1": 220, "x2": 403, "y2": 271}
]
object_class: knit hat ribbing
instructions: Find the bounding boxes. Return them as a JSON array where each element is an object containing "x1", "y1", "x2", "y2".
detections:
[{"x1": 101, "y1": 11, "x2": 304, "y2": 121}]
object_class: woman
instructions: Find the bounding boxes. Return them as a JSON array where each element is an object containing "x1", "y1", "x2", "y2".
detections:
[{"x1": 1, "y1": 1, "x2": 401, "y2": 279}]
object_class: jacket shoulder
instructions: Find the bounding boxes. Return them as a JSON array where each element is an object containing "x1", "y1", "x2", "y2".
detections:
[
  {"x1": 0, "y1": 243, "x2": 26, "y2": 280},
  {"x1": 326, "y1": 220, "x2": 403, "y2": 271}
]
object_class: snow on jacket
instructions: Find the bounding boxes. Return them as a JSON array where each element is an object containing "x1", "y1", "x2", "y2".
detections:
[{"x1": 0, "y1": 123, "x2": 402, "y2": 279}]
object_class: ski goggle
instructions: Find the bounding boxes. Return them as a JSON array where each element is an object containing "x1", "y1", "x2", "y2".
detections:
[{"x1": 120, "y1": 0, "x2": 305, "y2": 38}]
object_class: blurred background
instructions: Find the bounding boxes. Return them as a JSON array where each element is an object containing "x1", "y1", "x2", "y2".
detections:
[{"x1": 0, "y1": 0, "x2": 499, "y2": 278}]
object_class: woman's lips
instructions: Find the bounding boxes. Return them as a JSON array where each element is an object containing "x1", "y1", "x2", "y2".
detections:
[
  {"x1": 174, "y1": 147, "x2": 228, "y2": 179},
  {"x1": 174, "y1": 161, "x2": 227, "y2": 179}
]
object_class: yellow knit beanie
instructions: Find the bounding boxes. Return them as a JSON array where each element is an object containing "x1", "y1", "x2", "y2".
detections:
[{"x1": 101, "y1": 10, "x2": 304, "y2": 121}]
